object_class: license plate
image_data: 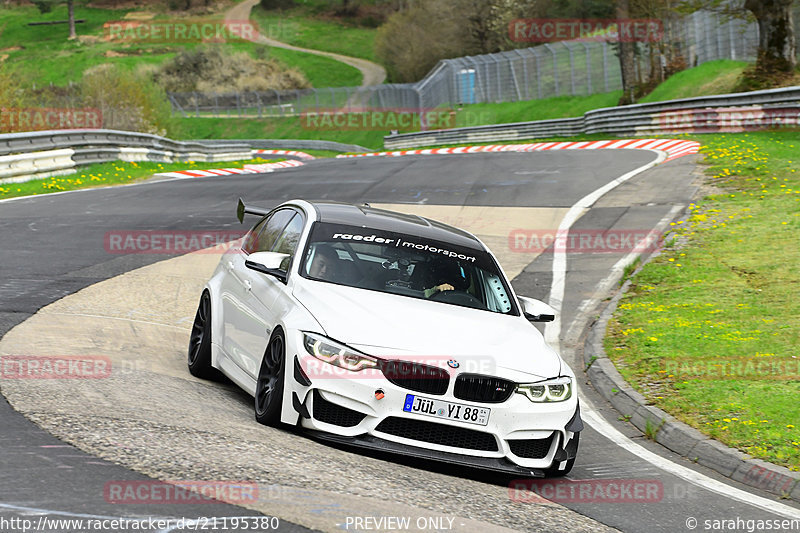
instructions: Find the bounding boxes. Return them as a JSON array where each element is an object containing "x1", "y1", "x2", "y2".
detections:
[{"x1": 402, "y1": 394, "x2": 490, "y2": 426}]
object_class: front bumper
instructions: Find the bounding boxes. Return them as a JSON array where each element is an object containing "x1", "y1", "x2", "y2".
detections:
[{"x1": 288, "y1": 335, "x2": 582, "y2": 473}]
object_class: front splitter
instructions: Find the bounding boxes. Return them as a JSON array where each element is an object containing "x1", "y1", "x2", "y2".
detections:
[{"x1": 305, "y1": 430, "x2": 547, "y2": 478}]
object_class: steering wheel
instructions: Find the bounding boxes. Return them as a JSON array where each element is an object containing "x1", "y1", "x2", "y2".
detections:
[
  {"x1": 429, "y1": 290, "x2": 485, "y2": 309},
  {"x1": 339, "y1": 245, "x2": 368, "y2": 278}
]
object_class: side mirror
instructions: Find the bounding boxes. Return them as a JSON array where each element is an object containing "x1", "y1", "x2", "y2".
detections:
[
  {"x1": 518, "y1": 296, "x2": 556, "y2": 323},
  {"x1": 245, "y1": 252, "x2": 290, "y2": 283}
]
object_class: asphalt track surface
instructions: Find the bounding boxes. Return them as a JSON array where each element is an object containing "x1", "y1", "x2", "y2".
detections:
[{"x1": 1, "y1": 151, "x2": 799, "y2": 533}]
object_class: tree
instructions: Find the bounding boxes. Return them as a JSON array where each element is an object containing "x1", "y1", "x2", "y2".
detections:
[
  {"x1": 616, "y1": 0, "x2": 637, "y2": 104},
  {"x1": 744, "y1": 0, "x2": 796, "y2": 73},
  {"x1": 680, "y1": 0, "x2": 797, "y2": 76},
  {"x1": 32, "y1": 0, "x2": 77, "y2": 40}
]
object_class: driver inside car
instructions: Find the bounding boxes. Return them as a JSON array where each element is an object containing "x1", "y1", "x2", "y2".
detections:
[
  {"x1": 308, "y1": 245, "x2": 341, "y2": 282},
  {"x1": 423, "y1": 261, "x2": 469, "y2": 298},
  {"x1": 423, "y1": 282, "x2": 454, "y2": 298}
]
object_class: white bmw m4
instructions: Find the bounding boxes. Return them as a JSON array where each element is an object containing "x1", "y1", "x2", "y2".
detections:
[{"x1": 188, "y1": 199, "x2": 582, "y2": 477}]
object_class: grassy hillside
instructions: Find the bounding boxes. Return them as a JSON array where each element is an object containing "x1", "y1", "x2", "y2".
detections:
[
  {"x1": 639, "y1": 60, "x2": 749, "y2": 103},
  {"x1": 251, "y1": 5, "x2": 378, "y2": 62},
  {"x1": 0, "y1": 4, "x2": 360, "y2": 87}
]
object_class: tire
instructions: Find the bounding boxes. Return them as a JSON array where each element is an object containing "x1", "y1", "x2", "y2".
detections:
[
  {"x1": 546, "y1": 432, "x2": 579, "y2": 477},
  {"x1": 188, "y1": 291, "x2": 217, "y2": 379},
  {"x1": 255, "y1": 329, "x2": 286, "y2": 426}
]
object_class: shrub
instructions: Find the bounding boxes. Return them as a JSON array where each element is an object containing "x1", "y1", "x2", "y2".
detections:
[
  {"x1": 81, "y1": 64, "x2": 175, "y2": 136},
  {"x1": 0, "y1": 64, "x2": 28, "y2": 110},
  {"x1": 375, "y1": 0, "x2": 465, "y2": 83},
  {"x1": 260, "y1": 0, "x2": 294, "y2": 9},
  {"x1": 154, "y1": 45, "x2": 309, "y2": 94}
]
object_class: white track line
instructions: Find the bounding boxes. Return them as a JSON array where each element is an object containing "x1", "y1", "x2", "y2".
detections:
[
  {"x1": 579, "y1": 391, "x2": 800, "y2": 519},
  {"x1": 544, "y1": 150, "x2": 666, "y2": 347}
]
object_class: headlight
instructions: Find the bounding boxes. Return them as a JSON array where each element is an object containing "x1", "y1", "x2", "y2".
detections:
[
  {"x1": 302, "y1": 332, "x2": 378, "y2": 372},
  {"x1": 516, "y1": 376, "x2": 572, "y2": 402}
]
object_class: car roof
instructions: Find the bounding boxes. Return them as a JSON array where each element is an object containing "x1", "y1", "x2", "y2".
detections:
[{"x1": 305, "y1": 201, "x2": 485, "y2": 251}]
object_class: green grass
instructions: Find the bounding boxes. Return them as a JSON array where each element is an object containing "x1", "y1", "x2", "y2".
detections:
[
  {"x1": 174, "y1": 116, "x2": 384, "y2": 149},
  {"x1": 266, "y1": 46, "x2": 361, "y2": 87},
  {"x1": 605, "y1": 131, "x2": 800, "y2": 470},
  {"x1": 0, "y1": 157, "x2": 285, "y2": 199},
  {"x1": 250, "y1": 5, "x2": 378, "y2": 62},
  {"x1": 639, "y1": 60, "x2": 749, "y2": 103},
  {"x1": 0, "y1": 4, "x2": 360, "y2": 88},
  {"x1": 452, "y1": 91, "x2": 623, "y2": 124}
]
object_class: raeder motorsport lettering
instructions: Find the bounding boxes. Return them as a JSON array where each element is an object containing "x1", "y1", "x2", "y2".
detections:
[{"x1": 313, "y1": 222, "x2": 483, "y2": 265}]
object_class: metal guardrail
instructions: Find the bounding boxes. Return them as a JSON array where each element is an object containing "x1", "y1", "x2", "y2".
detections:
[
  {"x1": 0, "y1": 129, "x2": 250, "y2": 157},
  {"x1": 0, "y1": 130, "x2": 373, "y2": 184},
  {"x1": 384, "y1": 86, "x2": 800, "y2": 149},
  {"x1": 0, "y1": 129, "x2": 254, "y2": 184},
  {"x1": 187, "y1": 138, "x2": 373, "y2": 153}
]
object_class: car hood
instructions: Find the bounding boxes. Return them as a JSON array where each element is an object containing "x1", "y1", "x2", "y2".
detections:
[{"x1": 293, "y1": 280, "x2": 562, "y2": 381}]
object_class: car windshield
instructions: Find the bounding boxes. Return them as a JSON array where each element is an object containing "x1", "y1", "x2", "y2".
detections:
[{"x1": 299, "y1": 222, "x2": 517, "y2": 315}]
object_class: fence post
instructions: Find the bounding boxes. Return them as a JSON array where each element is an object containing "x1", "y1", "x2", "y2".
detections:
[
  {"x1": 531, "y1": 48, "x2": 541, "y2": 99},
  {"x1": 602, "y1": 43, "x2": 609, "y2": 92},
  {"x1": 564, "y1": 42, "x2": 576, "y2": 96},
  {"x1": 583, "y1": 42, "x2": 592, "y2": 96},
  {"x1": 513, "y1": 49, "x2": 529, "y2": 101},
  {"x1": 493, "y1": 54, "x2": 503, "y2": 103},
  {"x1": 417, "y1": 88, "x2": 424, "y2": 129},
  {"x1": 694, "y1": 13, "x2": 702, "y2": 65},
  {"x1": 544, "y1": 43, "x2": 558, "y2": 96},
  {"x1": 728, "y1": 19, "x2": 736, "y2": 60}
]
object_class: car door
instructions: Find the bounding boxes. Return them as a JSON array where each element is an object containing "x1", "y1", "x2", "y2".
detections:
[
  {"x1": 237, "y1": 211, "x2": 306, "y2": 377},
  {"x1": 221, "y1": 209, "x2": 296, "y2": 376}
]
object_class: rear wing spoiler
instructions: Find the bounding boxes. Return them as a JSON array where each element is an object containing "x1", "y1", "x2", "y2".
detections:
[{"x1": 236, "y1": 197, "x2": 270, "y2": 224}]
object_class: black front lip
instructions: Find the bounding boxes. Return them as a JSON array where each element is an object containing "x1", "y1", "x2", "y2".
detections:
[{"x1": 304, "y1": 429, "x2": 547, "y2": 478}]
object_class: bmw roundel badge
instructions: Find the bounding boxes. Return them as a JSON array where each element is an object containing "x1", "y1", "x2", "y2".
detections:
[{"x1": 447, "y1": 359, "x2": 460, "y2": 369}]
